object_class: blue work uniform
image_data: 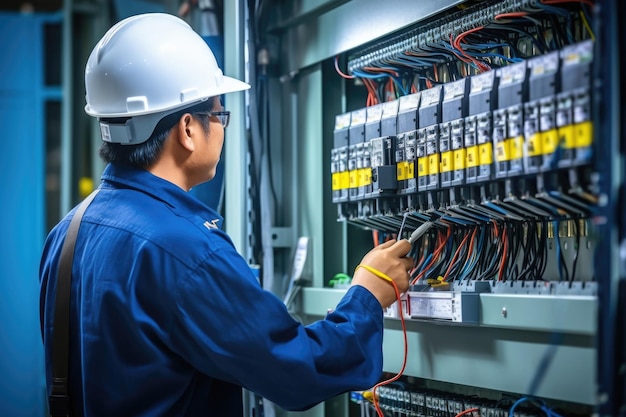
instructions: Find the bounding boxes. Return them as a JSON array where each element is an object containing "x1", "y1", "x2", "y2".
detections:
[{"x1": 40, "y1": 163, "x2": 384, "y2": 416}]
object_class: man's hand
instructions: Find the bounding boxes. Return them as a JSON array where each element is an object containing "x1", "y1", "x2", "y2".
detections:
[{"x1": 351, "y1": 239, "x2": 413, "y2": 308}]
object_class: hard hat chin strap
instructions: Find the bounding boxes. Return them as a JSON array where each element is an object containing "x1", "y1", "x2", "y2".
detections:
[
  {"x1": 99, "y1": 119, "x2": 136, "y2": 144},
  {"x1": 98, "y1": 110, "x2": 169, "y2": 145},
  {"x1": 98, "y1": 99, "x2": 215, "y2": 145}
]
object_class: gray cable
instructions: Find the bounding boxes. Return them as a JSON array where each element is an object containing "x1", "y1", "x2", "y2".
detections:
[{"x1": 408, "y1": 221, "x2": 435, "y2": 244}]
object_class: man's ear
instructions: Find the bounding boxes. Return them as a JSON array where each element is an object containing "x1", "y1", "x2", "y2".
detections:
[{"x1": 175, "y1": 113, "x2": 195, "y2": 152}]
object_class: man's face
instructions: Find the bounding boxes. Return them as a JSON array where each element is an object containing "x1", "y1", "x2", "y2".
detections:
[{"x1": 189, "y1": 97, "x2": 226, "y2": 186}]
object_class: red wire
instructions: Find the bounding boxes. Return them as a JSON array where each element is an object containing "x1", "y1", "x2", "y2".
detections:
[
  {"x1": 363, "y1": 66, "x2": 399, "y2": 77},
  {"x1": 371, "y1": 278, "x2": 408, "y2": 417},
  {"x1": 333, "y1": 56, "x2": 355, "y2": 79},
  {"x1": 495, "y1": 12, "x2": 529, "y2": 19},
  {"x1": 442, "y1": 229, "x2": 472, "y2": 281},
  {"x1": 448, "y1": 33, "x2": 474, "y2": 65},
  {"x1": 362, "y1": 78, "x2": 377, "y2": 106},
  {"x1": 497, "y1": 225, "x2": 508, "y2": 281},
  {"x1": 412, "y1": 226, "x2": 451, "y2": 284},
  {"x1": 456, "y1": 408, "x2": 480, "y2": 417},
  {"x1": 453, "y1": 27, "x2": 491, "y2": 72}
]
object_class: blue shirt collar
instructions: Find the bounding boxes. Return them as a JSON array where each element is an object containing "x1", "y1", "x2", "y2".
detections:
[{"x1": 100, "y1": 163, "x2": 224, "y2": 229}]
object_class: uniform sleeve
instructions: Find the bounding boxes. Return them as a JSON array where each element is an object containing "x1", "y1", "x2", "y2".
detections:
[{"x1": 167, "y1": 237, "x2": 384, "y2": 411}]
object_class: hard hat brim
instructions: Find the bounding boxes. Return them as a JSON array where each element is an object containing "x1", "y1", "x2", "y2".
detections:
[{"x1": 85, "y1": 76, "x2": 250, "y2": 119}]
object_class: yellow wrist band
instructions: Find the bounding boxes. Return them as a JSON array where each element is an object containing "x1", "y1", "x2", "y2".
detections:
[{"x1": 355, "y1": 264, "x2": 393, "y2": 283}]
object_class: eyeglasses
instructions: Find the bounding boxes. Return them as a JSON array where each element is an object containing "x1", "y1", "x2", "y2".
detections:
[{"x1": 195, "y1": 111, "x2": 231, "y2": 128}]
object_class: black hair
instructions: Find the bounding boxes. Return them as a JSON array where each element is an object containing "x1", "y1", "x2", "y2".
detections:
[{"x1": 98, "y1": 98, "x2": 215, "y2": 168}]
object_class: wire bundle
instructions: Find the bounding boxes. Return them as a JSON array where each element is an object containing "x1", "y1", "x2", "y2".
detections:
[
  {"x1": 402, "y1": 208, "x2": 587, "y2": 285},
  {"x1": 334, "y1": 0, "x2": 595, "y2": 103}
]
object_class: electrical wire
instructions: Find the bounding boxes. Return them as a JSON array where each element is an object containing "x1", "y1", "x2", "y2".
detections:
[
  {"x1": 508, "y1": 396, "x2": 565, "y2": 417},
  {"x1": 579, "y1": 9, "x2": 596, "y2": 40},
  {"x1": 335, "y1": 0, "x2": 592, "y2": 105},
  {"x1": 369, "y1": 269, "x2": 409, "y2": 417},
  {"x1": 571, "y1": 219, "x2": 581, "y2": 282},
  {"x1": 456, "y1": 408, "x2": 479, "y2": 417},
  {"x1": 334, "y1": 56, "x2": 355, "y2": 79}
]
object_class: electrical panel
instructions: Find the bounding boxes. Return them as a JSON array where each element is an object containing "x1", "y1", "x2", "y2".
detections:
[
  {"x1": 330, "y1": 1, "x2": 598, "y2": 291},
  {"x1": 250, "y1": 0, "x2": 621, "y2": 415},
  {"x1": 325, "y1": 0, "x2": 611, "y2": 415}
]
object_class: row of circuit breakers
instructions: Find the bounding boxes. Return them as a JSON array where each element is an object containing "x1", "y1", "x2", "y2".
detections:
[{"x1": 331, "y1": 40, "x2": 593, "y2": 219}]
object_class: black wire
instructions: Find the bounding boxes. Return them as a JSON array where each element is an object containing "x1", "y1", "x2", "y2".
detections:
[
  {"x1": 556, "y1": 220, "x2": 570, "y2": 282},
  {"x1": 466, "y1": 226, "x2": 485, "y2": 281},
  {"x1": 549, "y1": 15, "x2": 566, "y2": 49},
  {"x1": 478, "y1": 223, "x2": 501, "y2": 280},
  {"x1": 476, "y1": 225, "x2": 493, "y2": 280},
  {"x1": 536, "y1": 220, "x2": 549, "y2": 280},
  {"x1": 517, "y1": 221, "x2": 534, "y2": 281},
  {"x1": 571, "y1": 218, "x2": 581, "y2": 282}
]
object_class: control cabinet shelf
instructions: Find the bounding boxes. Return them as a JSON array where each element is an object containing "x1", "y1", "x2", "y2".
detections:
[{"x1": 301, "y1": 287, "x2": 597, "y2": 405}]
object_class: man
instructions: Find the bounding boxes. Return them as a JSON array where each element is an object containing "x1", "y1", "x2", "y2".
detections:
[{"x1": 40, "y1": 13, "x2": 413, "y2": 416}]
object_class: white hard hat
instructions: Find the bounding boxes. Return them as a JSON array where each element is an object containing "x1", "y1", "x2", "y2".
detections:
[{"x1": 84, "y1": 13, "x2": 250, "y2": 144}]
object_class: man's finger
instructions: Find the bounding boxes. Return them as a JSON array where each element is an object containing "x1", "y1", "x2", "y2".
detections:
[{"x1": 389, "y1": 239, "x2": 412, "y2": 256}]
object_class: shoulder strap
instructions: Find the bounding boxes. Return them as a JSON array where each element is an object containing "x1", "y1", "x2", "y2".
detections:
[{"x1": 49, "y1": 189, "x2": 100, "y2": 417}]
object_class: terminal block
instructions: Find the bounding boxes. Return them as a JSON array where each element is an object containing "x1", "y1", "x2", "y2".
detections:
[
  {"x1": 347, "y1": 108, "x2": 366, "y2": 208},
  {"x1": 418, "y1": 85, "x2": 443, "y2": 191},
  {"x1": 465, "y1": 71, "x2": 497, "y2": 184},
  {"x1": 396, "y1": 93, "x2": 420, "y2": 198},
  {"x1": 331, "y1": 112, "x2": 351, "y2": 219},
  {"x1": 524, "y1": 51, "x2": 560, "y2": 173},
  {"x1": 494, "y1": 61, "x2": 527, "y2": 178},
  {"x1": 557, "y1": 40, "x2": 593, "y2": 168},
  {"x1": 441, "y1": 78, "x2": 469, "y2": 188}
]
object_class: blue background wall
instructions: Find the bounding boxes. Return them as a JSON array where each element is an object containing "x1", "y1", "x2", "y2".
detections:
[{"x1": 0, "y1": 12, "x2": 54, "y2": 417}]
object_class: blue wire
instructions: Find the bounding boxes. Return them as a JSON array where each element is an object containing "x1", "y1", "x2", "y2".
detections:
[
  {"x1": 390, "y1": 54, "x2": 435, "y2": 67},
  {"x1": 508, "y1": 397, "x2": 533, "y2": 417},
  {"x1": 351, "y1": 69, "x2": 409, "y2": 96},
  {"x1": 484, "y1": 201, "x2": 509, "y2": 216},
  {"x1": 350, "y1": 70, "x2": 388, "y2": 79},
  {"x1": 509, "y1": 396, "x2": 565, "y2": 417},
  {"x1": 533, "y1": 3, "x2": 570, "y2": 17},
  {"x1": 459, "y1": 227, "x2": 484, "y2": 280},
  {"x1": 465, "y1": 51, "x2": 524, "y2": 63},
  {"x1": 417, "y1": 253, "x2": 433, "y2": 276}
]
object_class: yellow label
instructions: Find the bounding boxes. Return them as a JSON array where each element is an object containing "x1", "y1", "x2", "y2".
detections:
[
  {"x1": 466, "y1": 146, "x2": 478, "y2": 168},
  {"x1": 429, "y1": 154, "x2": 440, "y2": 174},
  {"x1": 332, "y1": 172, "x2": 341, "y2": 191},
  {"x1": 542, "y1": 129, "x2": 559, "y2": 154},
  {"x1": 396, "y1": 162, "x2": 407, "y2": 181},
  {"x1": 526, "y1": 133, "x2": 543, "y2": 156},
  {"x1": 575, "y1": 121, "x2": 593, "y2": 147},
  {"x1": 349, "y1": 170, "x2": 358, "y2": 189},
  {"x1": 417, "y1": 157, "x2": 429, "y2": 177},
  {"x1": 495, "y1": 141, "x2": 509, "y2": 162},
  {"x1": 407, "y1": 161, "x2": 415, "y2": 178},
  {"x1": 362, "y1": 167, "x2": 372, "y2": 186},
  {"x1": 440, "y1": 151, "x2": 453, "y2": 173},
  {"x1": 479, "y1": 142, "x2": 493, "y2": 165},
  {"x1": 558, "y1": 125, "x2": 576, "y2": 149},
  {"x1": 340, "y1": 172, "x2": 350, "y2": 189},
  {"x1": 454, "y1": 148, "x2": 466, "y2": 170},
  {"x1": 507, "y1": 136, "x2": 524, "y2": 160}
]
